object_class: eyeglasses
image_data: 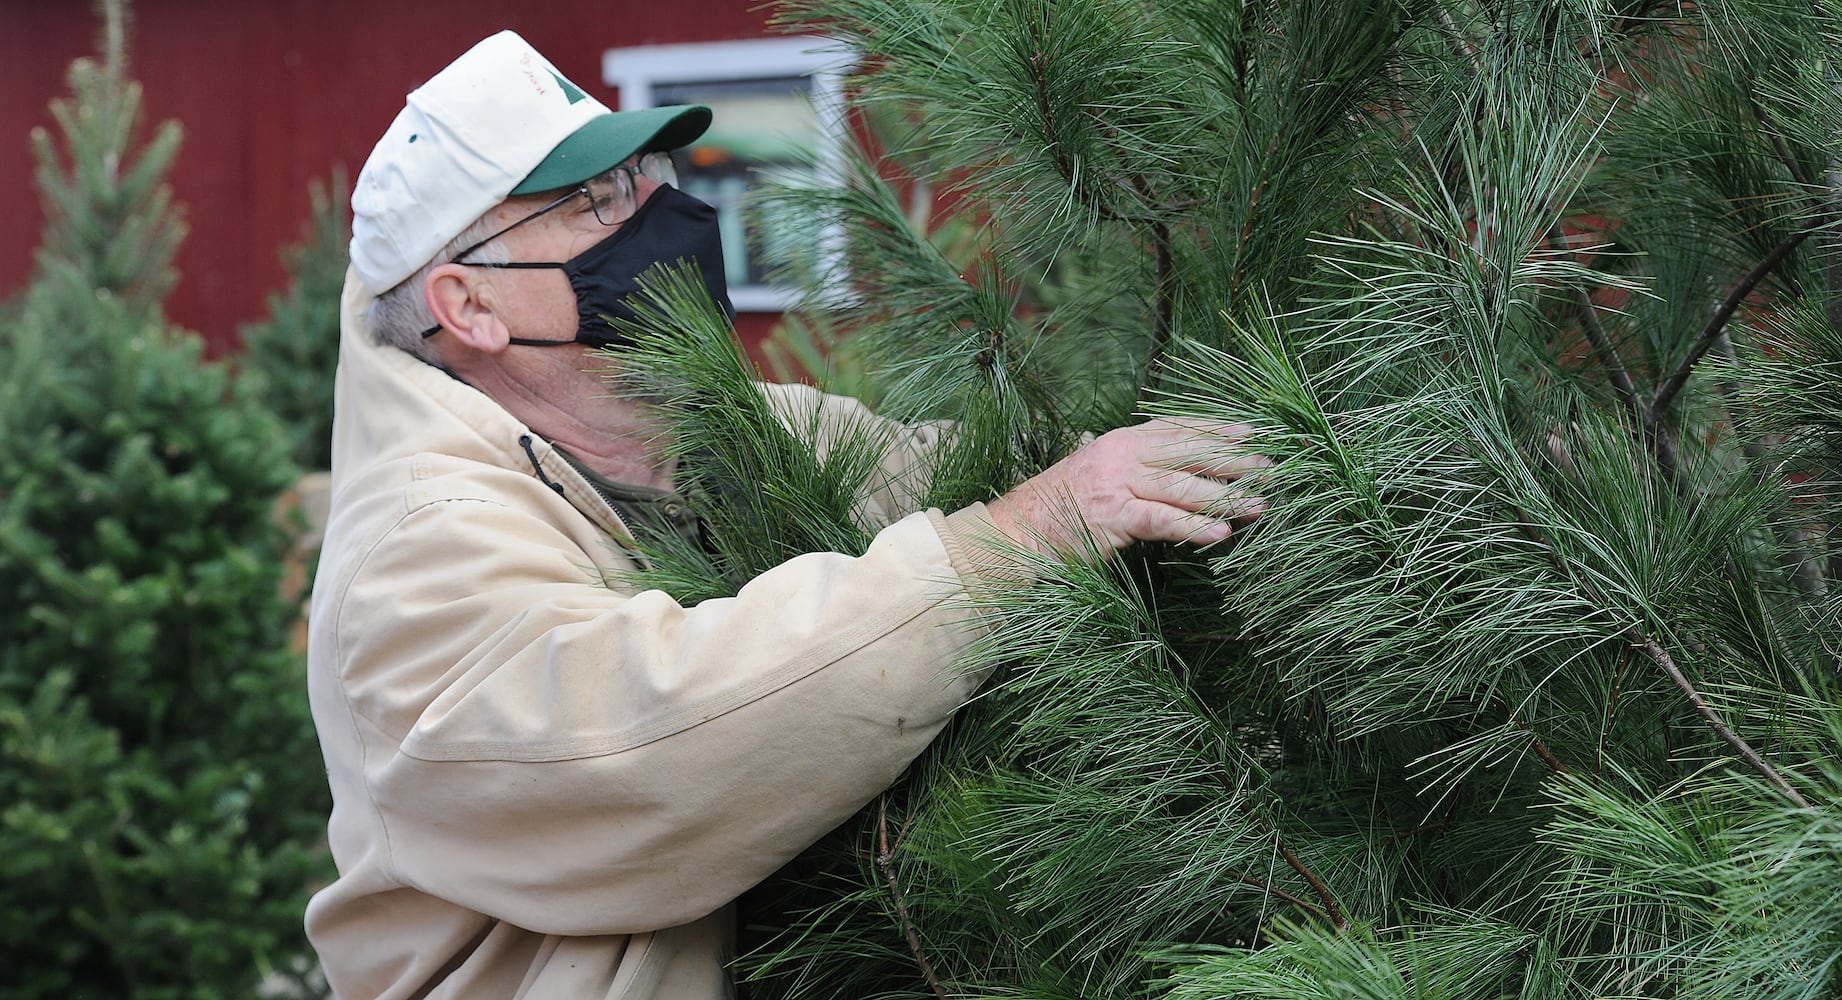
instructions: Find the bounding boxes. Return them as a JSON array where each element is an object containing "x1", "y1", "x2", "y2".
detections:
[
  {"x1": 418, "y1": 152, "x2": 679, "y2": 341},
  {"x1": 448, "y1": 151, "x2": 678, "y2": 266},
  {"x1": 585, "y1": 151, "x2": 678, "y2": 228}
]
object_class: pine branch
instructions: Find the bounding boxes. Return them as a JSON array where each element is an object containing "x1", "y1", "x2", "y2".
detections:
[
  {"x1": 1236, "y1": 806, "x2": 1347, "y2": 931},
  {"x1": 1228, "y1": 122, "x2": 1291, "y2": 305},
  {"x1": 1202, "y1": 734, "x2": 1347, "y2": 929},
  {"x1": 1026, "y1": 24, "x2": 1122, "y2": 226},
  {"x1": 1223, "y1": 869, "x2": 1333, "y2": 924},
  {"x1": 1636, "y1": 224, "x2": 1811, "y2": 498},
  {"x1": 1573, "y1": 285, "x2": 1642, "y2": 422},
  {"x1": 1625, "y1": 631, "x2": 1813, "y2": 809},
  {"x1": 1647, "y1": 226, "x2": 1812, "y2": 431},
  {"x1": 1022, "y1": 20, "x2": 1191, "y2": 394},
  {"x1": 1707, "y1": 327, "x2": 1828, "y2": 597},
  {"x1": 876, "y1": 799, "x2": 950, "y2": 1000},
  {"x1": 1492, "y1": 695, "x2": 1572, "y2": 776},
  {"x1": 1145, "y1": 218, "x2": 1174, "y2": 383},
  {"x1": 1549, "y1": 224, "x2": 1644, "y2": 429},
  {"x1": 1595, "y1": 646, "x2": 1634, "y2": 780},
  {"x1": 1557, "y1": 190, "x2": 1827, "y2": 597},
  {"x1": 1264, "y1": 823, "x2": 1348, "y2": 931},
  {"x1": 1561, "y1": 262, "x2": 1689, "y2": 492},
  {"x1": 1506, "y1": 508, "x2": 1806, "y2": 805},
  {"x1": 1744, "y1": 92, "x2": 1817, "y2": 190},
  {"x1": 1028, "y1": 46, "x2": 1077, "y2": 196}
]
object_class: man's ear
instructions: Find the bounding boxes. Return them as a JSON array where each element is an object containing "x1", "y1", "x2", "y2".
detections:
[{"x1": 425, "y1": 264, "x2": 511, "y2": 354}]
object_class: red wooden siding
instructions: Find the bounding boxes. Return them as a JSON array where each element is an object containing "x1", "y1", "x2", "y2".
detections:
[{"x1": 1, "y1": 0, "x2": 782, "y2": 357}]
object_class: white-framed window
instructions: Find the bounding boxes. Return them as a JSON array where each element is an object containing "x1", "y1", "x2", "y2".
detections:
[{"x1": 603, "y1": 36, "x2": 850, "y2": 313}]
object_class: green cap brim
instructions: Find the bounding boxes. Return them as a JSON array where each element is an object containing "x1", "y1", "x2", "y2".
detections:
[{"x1": 511, "y1": 104, "x2": 713, "y2": 195}]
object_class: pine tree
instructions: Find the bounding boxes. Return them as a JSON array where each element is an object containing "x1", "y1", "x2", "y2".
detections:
[
  {"x1": 601, "y1": 0, "x2": 1842, "y2": 997},
  {"x1": 0, "y1": 2, "x2": 331, "y2": 995}
]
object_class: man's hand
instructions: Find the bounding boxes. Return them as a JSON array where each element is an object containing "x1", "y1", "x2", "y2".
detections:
[{"x1": 986, "y1": 418, "x2": 1270, "y2": 559}]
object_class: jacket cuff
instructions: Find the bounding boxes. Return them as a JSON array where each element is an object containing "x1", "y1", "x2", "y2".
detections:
[{"x1": 931, "y1": 503, "x2": 1037, "y2": 599}]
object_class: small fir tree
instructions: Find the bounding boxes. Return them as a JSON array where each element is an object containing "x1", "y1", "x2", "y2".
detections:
[
  {"x1": 0, "y1": 2, "x2": 332, "y2": 996},
  {"x1": 601, "y1": 0, "x2": 1842, "y2": 997},
  {"x1": 26, "y1": 0, "x2": 182, "y2": 325},
  {"x1": 237, "y1": 169, "x2": 349, "y2": 472}
]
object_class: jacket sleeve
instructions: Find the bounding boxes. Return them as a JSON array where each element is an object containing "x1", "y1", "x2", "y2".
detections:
[{"x1": 322, "y1": 466, "x2": 1013, "y2": 937}]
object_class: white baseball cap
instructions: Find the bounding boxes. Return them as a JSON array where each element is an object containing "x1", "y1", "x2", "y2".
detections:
[{"x1": 349, "y1": 30, "x2": 710, "y2": 294}]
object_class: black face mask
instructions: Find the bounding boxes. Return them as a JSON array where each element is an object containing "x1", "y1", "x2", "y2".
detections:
[{"x1": 503, "y1": 184, "x2": 735, "y2": 349}]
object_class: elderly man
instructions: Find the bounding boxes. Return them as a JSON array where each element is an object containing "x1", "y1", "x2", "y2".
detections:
[{"x1": 306, "y1": 29, "x2": 1266, "y2": 999}]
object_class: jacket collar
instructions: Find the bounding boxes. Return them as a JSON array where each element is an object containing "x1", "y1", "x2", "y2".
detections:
[{"x1": 330, "y1": 268, "x2": 629, "y2": 540}]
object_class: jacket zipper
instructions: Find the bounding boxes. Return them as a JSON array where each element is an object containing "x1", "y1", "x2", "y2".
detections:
[{"x1": 518, "y1": 432, "x2": 633, "y2": 540}]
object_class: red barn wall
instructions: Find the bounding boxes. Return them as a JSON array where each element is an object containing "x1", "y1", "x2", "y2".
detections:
[{"x1": 0, "y1": 0, "x2": 782, "y2": 357}]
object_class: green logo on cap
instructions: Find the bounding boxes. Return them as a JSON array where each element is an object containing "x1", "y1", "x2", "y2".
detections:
[{"x1": 548, "y1": 70, "x2": 588, "y2": 105}]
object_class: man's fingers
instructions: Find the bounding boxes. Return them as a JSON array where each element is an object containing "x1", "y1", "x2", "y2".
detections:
[
  {"x1": 997, "y1": 417, "x2": 1275, "y2": 556},
  {"x1": 1211, "y1": 485, "x2": 1268, "y2": 522},
  {"x1": 1119, "y1": 482, "x2": 1266, "y2": 548},
  {"x1": 1135, "y1": 420, "x2": 1271, "y2": 480},
  {"x1": 1144, "y1": 416, "x2": 1256, "y2": 441},
  {"x1": 1134, "y1": 468, "x2": 1267, "y2": 515},
  {"x1": 1120, "y1": 498, "x2": 1233, "y2": 545},
  {"x1": 1189, "y1": 452, "x2": 1274, "y2": 481},
  {"x1": 1173, "y1": 511, "x2": 1235, "y2": 546}
]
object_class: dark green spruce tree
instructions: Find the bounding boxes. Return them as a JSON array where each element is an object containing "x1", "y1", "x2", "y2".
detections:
[
  {"x1": 0, "y1": 1, "x2": 331, "y2": 995},
  {"x1": 605, "y1": 0, "x2": 1842, "y2": 996}
]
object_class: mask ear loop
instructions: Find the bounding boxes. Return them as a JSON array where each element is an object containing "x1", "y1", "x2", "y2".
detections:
[{"x1": 473, "y1": 200, "x2": 660, "y2": 348}]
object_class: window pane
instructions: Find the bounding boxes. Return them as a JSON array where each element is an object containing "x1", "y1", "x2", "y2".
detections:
[{"x1": 654, "y1": 77, "x2": 817, "y2": 290}]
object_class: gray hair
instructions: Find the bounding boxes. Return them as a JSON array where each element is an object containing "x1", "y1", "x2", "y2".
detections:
[{"x1": 366, "y1": 213, "x2": 512, "y2": 363}]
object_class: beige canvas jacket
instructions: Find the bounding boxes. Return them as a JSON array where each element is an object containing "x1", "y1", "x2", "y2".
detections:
[{"x1": 305, "y1": 271, "x2": 1011, "y2": 998}]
